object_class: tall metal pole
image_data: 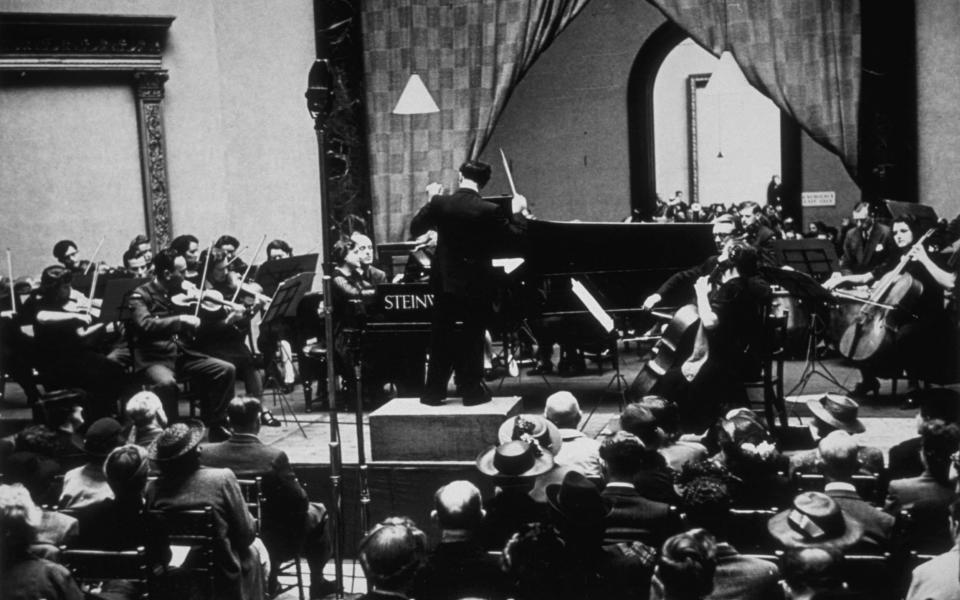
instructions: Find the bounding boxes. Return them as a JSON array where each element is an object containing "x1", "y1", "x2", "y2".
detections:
[{"x1": 306, "y1": 57, "x2": 344, "y2": 599}]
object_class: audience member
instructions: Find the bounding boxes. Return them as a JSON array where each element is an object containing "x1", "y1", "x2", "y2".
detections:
[
  {"x1": 617, "y1": 404, "x2": 680, "y2": 504},
  {"x1": 904, "y1": 496, "x2": 960, "y2": 600},
  {"x1": 817, "y1": 430, "x2": 894, "y2": 551},
  {"x1": 0, "y1": 483, "x2": 84, "y2": 600},
  {"x1": 789, "y1": 395, "x2": 884, "y2": 476},
  {"x1": 711, "y1": 414, "x2": 791, "y2": 508},
  {"x1": 502, "y1": 522, "x2": 579, "y2": 600},
  {"x1": 679, "y1": 476, "x2": 782, "y2": 600},
  {"x1": 476, "y1": 439, "x2": 552, "y2": 550},
  {"x1": 888, "y1": 388, "x2": 960, "y2": 479},
  {"x1": 600, "y1": 431, "x2": 680, "y2": 548},
  {"x1": 145, "y1": 420, "x2": 266, "y2": 600},
  {"x1": 498, "y1": 414, "x2": 566, "y2": 503},
  {"x1": 124, "y1": 390, "x2": 168, "y2": 448},
  {"x1": 768, "y1": 492, "x2": 863, "y2": 551},
  {"x1": 58, "y1": 417, "x2": 125, "y2": 509},
  {"x1": 543, "y1": 391, "x2": 603, "y2": 479},
  {"x1": 412, "y1": 480, "x2": 510, "y2": 600},
  {"x1": 637, "y1": 396, "x2": 707, "y2": 472},
  {"x1": 3, "y1": 425, "x2": 62, "y2": 505},
  {"x1": 40, "y1": 389, "x2": 88, "y2": 470},
  {"x1": 651, "y1": 528, "x2": 718, "y2": 600},
  {"x1": 200, "y1": 396, "x2": 334, "y2": 598},
  {"x1": 780, "y1": 547, "x2": 846, "y2": 600},
  {"x1": 357, "y1": 517, "x2": 428, "y2": 600}
]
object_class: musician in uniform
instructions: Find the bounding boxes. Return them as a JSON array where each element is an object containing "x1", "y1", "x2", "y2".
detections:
[
  {"x1": 351, "y1": 231, "x2": 388, "y2": 285},
  {"x1": 410, "y1": 159, "x2": 527, "y2": 406},
  {"x1": 125, "y1": 248, "x2": 235, "y2": 439}
]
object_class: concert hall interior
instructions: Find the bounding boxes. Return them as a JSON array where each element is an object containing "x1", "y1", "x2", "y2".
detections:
[{"x1": 2, "y1": 2, "x2": 960, "y2": 600}]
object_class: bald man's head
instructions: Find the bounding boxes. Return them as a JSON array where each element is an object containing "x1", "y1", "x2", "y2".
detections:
[{"x1": 433, "y1": 480, "x2": 484, "y2": 530}]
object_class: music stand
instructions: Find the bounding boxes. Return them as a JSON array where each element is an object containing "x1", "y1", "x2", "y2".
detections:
[
  {"x1": 761, "y1": 266, "x2": 850, "y2": 399},
  {"x1": 98, "y1": 278, "x2": 148, "y2": 323},
  {"x1": 254, "y1": 253, "x2": 319, "y2": 297},
  {"x1": 570, "y1": 277, "x2": 626, "y2": 411},
  {"x1": 259, "y1": 273, "x2": 314, "y2": 438},
  {"x1": 772, "y1": 239, "x2": 839, "y2": 283}
]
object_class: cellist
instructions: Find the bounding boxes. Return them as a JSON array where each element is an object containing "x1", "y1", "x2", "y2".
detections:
[{"x1": 825, "y1": 215, "x2": 955, "y2": 397}]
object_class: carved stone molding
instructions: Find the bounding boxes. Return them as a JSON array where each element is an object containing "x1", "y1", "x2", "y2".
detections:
[{"x1": 0, "y1": 13, "x2": 175, "y2": 249}]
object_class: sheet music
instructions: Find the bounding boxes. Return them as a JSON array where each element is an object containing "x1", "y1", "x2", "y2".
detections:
[{"x1": 569, "y1": 277, "x2": 615, "y2": 334}]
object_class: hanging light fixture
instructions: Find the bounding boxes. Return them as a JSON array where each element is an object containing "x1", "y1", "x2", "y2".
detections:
[{"x1": 392, "y1": 73, "x2": 439, "y2": 114}]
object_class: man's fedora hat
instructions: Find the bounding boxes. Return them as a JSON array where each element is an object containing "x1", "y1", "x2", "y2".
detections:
[
  {"x1": 476, "y1": 440, "x2": 554, "y2": 478},
  {"x1": 148, "y1": 420, "x2": 206, "y2": 462},
  {"x1": 768, "y1": 491, "x2": 863, "y2": 549},
  {"x1": 75, "y1": 417, "x2": 125, "y2": 458},
  {"x1": 498, "y1": 415, "x2": 562, "y2": 456},
  {"x1": 545, "y1": 470, "x2": 610, "y2": 522},
  {"x1": 806, "y1": 394, "x2": 865, "y2": 434}
]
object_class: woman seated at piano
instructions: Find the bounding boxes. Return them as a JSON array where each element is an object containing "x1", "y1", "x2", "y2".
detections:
[
  {"x1": 330, "y1": 238, "x2": 376, "y2": 393},
  {"x1": 20, "y1": 265, "x2": 127, "y2": 420},
  {"x1": 824, "y1": 215, "x2": 955, "y2": 397}
]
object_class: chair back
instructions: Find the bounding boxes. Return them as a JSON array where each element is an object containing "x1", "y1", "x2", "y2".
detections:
[
  {"x1": 147, "y1": 506, "x2": 216, "y2": 599},
  {"x1": 842, "y1": 553, "x2": 897, "y2": 600},
  {"x1": 60, "y1": 546, "x2": 150, "y2": 599},
  {"x1": 725, "y1": 508, "x2": 779, "y2": 554},
  {"x1": 237, "y1": 477, "x2": 264, "y2": 535},
  {"x1": 793, "y1": 472, "x2": 887, "y2": 505}
]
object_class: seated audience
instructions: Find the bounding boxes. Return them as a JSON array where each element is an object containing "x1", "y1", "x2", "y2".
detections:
[
  {"x1": 41, "y1": 389, "x2": 88, "y2": 470},
  {"x1": 200, "y1": 397, "x2": 334, "y2": 598},
  {"x1": 885, "y1": 419, "x2": 960, "y2": 553},
  {"x1": 888, "y1": 388, "x2": 960, "y2": 480},
  {"x1": 59, "y1": 417, "x2": 125, "y2": 509},
  {"x1": 638, "y1": 396, "x2": 707, "y2": 472},
  {"x1": 125, "y1": 390, "x2": 168, "y2": 448},
  {"x1": 3, "y1": 425, "x2": 62, "y2": 506},
  {"x1": 780, "y1": 547, "x2": 846, "y2": 600},
  {"x1": 412, "y1": 480, "x2": 510, "y2": 600},
  {"x1": 0, "y1": 484, "x2": 84, "y2": 600},
  {"x1": 789, "y1": 395, "x2": 884, "y2": 476},
  {"x1": 476, "y1": 439, "x2": 552, "y2": 550},
  {"x1": 600, "y1": 431, "x2": 680, "y2": 548},
  {"x1": 679, "y1": 477, "x2": 782, "y2": 600},
  {"x1": 650, "y1": 528, "x2": 718, "y2": 600},
  {"x1": 498, "y1": 414, "x2": 566, "y2": 503},
  {"x1": 818, "y1": 431, "x2": 894, "y2": 551},
  {"x1": 768, "y1": 492, "x2": 864, "y2": 551},
  {"x1": 357, "y1": 517, "x2": 428, "y2": 600},
  {"x1": 145, "y1": 420, "x2": 266, "y2": 600},
  {"x1": 710, "y1": 413, "x2": 791, "y2": 509},
  {"x1": 543, "y1": 391, "x2": 603, "y2": 479},
  {"x1": 904, "y1": 496, "x2": 960, "y2": 600},
  {"x1": 4, "y1": 454, "x2": 79, "y2": 557},
  {"x1": 617, "y1": 404, "x2": 680, "y2": 504},
  {"x1": 502, "y1": 522, "x2": 580, "y2": 600}
]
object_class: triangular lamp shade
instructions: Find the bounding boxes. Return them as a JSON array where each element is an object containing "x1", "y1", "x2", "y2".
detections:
[
  {"x1": 393, "y1": 74, "x2": 439, "y2": 114},
  {"x1": 703, "y1": 51, "x2": 751, "y2": 97}
]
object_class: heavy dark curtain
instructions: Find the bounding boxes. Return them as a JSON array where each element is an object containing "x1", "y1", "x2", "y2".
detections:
[
  {"x1": 361, "y1": 0, "x2": 590, "y2": 241},
  {"x1": 647, "y1": 0, "x2": 861, "y2": 181}
]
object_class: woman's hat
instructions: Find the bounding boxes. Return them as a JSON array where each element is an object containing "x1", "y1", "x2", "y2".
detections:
[
  {"x1": 498, "y1": 415, "x2": 562, "y2": 456},
  {"x1": 148, "y1": 420, "x2": 206, "y2": 462},
  {"x1": 806, "y1": 394, "x2": 865, "y2": 434},
  {"x1": 476, "y1": 440, "x2": 554, "y2": 478},
  {"x1": 768, "y1": 491, "x2": 863, "y2": 548},
  {"x1": 75, "y1": 417, "x2": 125, "y2": 458},
  {"x1": 545, "y1": 470, "x2": 610, "y2": 522}
]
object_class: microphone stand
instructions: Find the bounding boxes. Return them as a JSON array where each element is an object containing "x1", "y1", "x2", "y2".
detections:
[{"x1": 346, "y1": 319, "x2": 371, "y2": 536}]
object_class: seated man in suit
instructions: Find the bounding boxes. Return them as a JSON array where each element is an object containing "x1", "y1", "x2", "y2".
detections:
[
  {"x1": 412, "y1": 481, "x2": 509, "y2": 600},
  {"x1": 818, "y1": 431, "x2": 894, "y2": 551},
  {"x1": 200, "y1": 397, "x2": 334, "y2": 598},
  {"x1": 599, "y1": 431, "x2": 680, "y2": 548},
  {"x1": 885, "y1": 419, "x2": 960, "y2": 554},
  {"x1": 905, "y1": 496, "x2": 960, "y2": 600},
  {"x1": 888, "y1": 388, "x2": 960, "y2": 480},
  {"x1": 351, "y1": 231, "x2": 388, "y2": 285},
  {"x1": 543, "y1": 391, "x2": 602, "y2": 480},
  {"x1": 789, "y1": 395, "x2": 884, "y2": 476},
  {"x1": 680, "y1": 476, "x2": 782, "y2": 600}
]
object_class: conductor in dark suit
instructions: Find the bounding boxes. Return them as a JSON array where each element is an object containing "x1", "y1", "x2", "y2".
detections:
[
  {"x1": 200, "y1": 397, "x2": 334, "y2": 599},
  {"x1": 410, "y1": 159, "x2": 526, "y2": 406}
]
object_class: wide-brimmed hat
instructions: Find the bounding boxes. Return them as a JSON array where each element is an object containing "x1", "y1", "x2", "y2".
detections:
[
  {"x1": 545, "y1": 470, "x2": 610, "y2": 522},
  {"x1": 768, "y1": 491, "x2": 863, "y2": 549},
  {"x1": 498, "y1": 415, "x2": 562, "y2": 456},
  {"x1": 476, "y1": 440, "x2": 554, "y2": 478},
  {"x1": 74, "y1": 417, "x2": 125, "y2": 458},
  {"x1": 148, "y1": 420, "x2": 205, "y2": 462},
  {"x1": 807, "y1": 394, "x2": 865, "y2": 434}
]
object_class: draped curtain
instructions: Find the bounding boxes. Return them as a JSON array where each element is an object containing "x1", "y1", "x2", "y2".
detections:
[
  {"x1": 647, "y1": 0, "x2": 861, "y2": 181},
  {"x1": 361, "y1": 0, "x2": 590, "y2": 242}
]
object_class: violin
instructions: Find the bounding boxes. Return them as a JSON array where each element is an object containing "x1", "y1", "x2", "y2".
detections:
[{"x1": 171, "y1": 284, "x2": 246, "y2": 316}]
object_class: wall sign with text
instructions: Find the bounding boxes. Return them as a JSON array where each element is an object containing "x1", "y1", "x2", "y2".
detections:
[{"x1": 801, "y1": 191, "x2": 836, "y2": 207}]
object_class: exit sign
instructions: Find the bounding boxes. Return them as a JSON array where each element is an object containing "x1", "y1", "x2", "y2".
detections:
[{"x1": 802, "y1": 191, "x2": 836, "y2": 207}]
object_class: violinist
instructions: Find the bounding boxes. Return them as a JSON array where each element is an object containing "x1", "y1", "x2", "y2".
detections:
[
  {"x1": 350, "y1": 231, "x2": 387, "y2": 285},
  {"x1": 215, "y1": 234, "x2": 248, "y2": 275},
  {"x1": 20, "y1": 265, "x2": 127, "y2": 420},
  {"x1": 192, "y1": 247, "x2": 265, "y2": 402},
  {"x1": 825, "y1": 215, "x2": 955, "y2": 397},
  {"x1": 125, "y1": 248, "x2": 235, "y2": 439},
  {"x1": 638, "y1": 240, "x2": 771, "y2": 433},
  {"x1": 122, "y1": 247, "x2": 150, "y2": 279},
  {"x1": 52, "y1": 239, "x2": 84, "y2": 274},
  {"x1": 170, "y1": 234, "x2": 201, "y2": 286},
  {"x1": 266, "y1": 239, "x2": 293, "y2": 261},
  {"x1": 129, "y1": 233, "x2": 153, "y2": 266}
]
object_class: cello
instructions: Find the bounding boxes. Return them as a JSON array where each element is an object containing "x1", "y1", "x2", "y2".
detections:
[
  {"x1": 628, "y1": 304, "x2": 701, "y2": 395},
  {"x1": 835, "y1": 229, "x2": 935, "y2": 362}
]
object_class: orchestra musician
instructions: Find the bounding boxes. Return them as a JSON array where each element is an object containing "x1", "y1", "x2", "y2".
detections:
[
  {"x1": 193, "y1": 247, "x2": 265, "y2": 401},
  {"x1": 52, "y1": 239, "x2": 83, "y2": 274},
  {"x1": 829, "y1": 202, "x2": 897, "y2": 279},
  {"x1": 329, "y1": 238, "x2": 375, "y2": 400},
  {"x1": 266, "y1": 239, "x2": 293, "y2": 261},
  {"x1": 125, "y1": 248, "x2": 235, "y2": 440},
  {"x1": 20, "y1": 265, "x2": 127, "y2": 420},
  {"x1": 170, "y1": 234, "x2": 201, "y2": 286},
  {"x1": 216, "y1": 234, "x2": 248, "y2": 275},
  {"x1": 409, "y1": 159, "x2": 527, "y2": 406},
  {"x1": 637, "y1": 240, "x2": 771, "y2": 433},
  {"x1": 350, "y1": 231, "x2": 387, "y2": 285},
  {"x1": 128, "y1": 234, "x2": 153, "y2": 267},
  {"x1": 738, "y1": 201, "x2": 778, "y2": 266},
  {"x1": 122, "y1": 247, "x2": 150, "y2": 279},
  {"x1": 824, "y1": 215, "x2": 956, "y2": 397}
]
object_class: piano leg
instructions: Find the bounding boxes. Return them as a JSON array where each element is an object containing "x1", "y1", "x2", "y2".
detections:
[{"x1": 303, "y1": 379, "x2": 314, "y2": 413}]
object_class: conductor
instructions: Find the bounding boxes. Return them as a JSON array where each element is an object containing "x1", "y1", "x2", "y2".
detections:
[{"x1": 410, "y1": 159, "x2": 526, "y2": 406}]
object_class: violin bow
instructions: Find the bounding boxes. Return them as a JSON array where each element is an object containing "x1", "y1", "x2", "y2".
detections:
[
  {"x1": 6, "y1": 248, "x2": 16, "y2": 314},
  {"x1": 195, "y1": 241, "x2": 215, "y2": 318},
  {"x1": 499, "y1": 148, "x2": 519, "y2": 196},
  {"x1": 84, "y1": 263, "x2": 101, "y2": 316},
  {"x1": 231, "y1": 234, "x2": 266, "y2": 303},
  {"x1": 84, "y1": 235, "x2": 106, "y2": 276},
  {"x1": 225, "y1": 245, "x2": 249, "y2": 266}
]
